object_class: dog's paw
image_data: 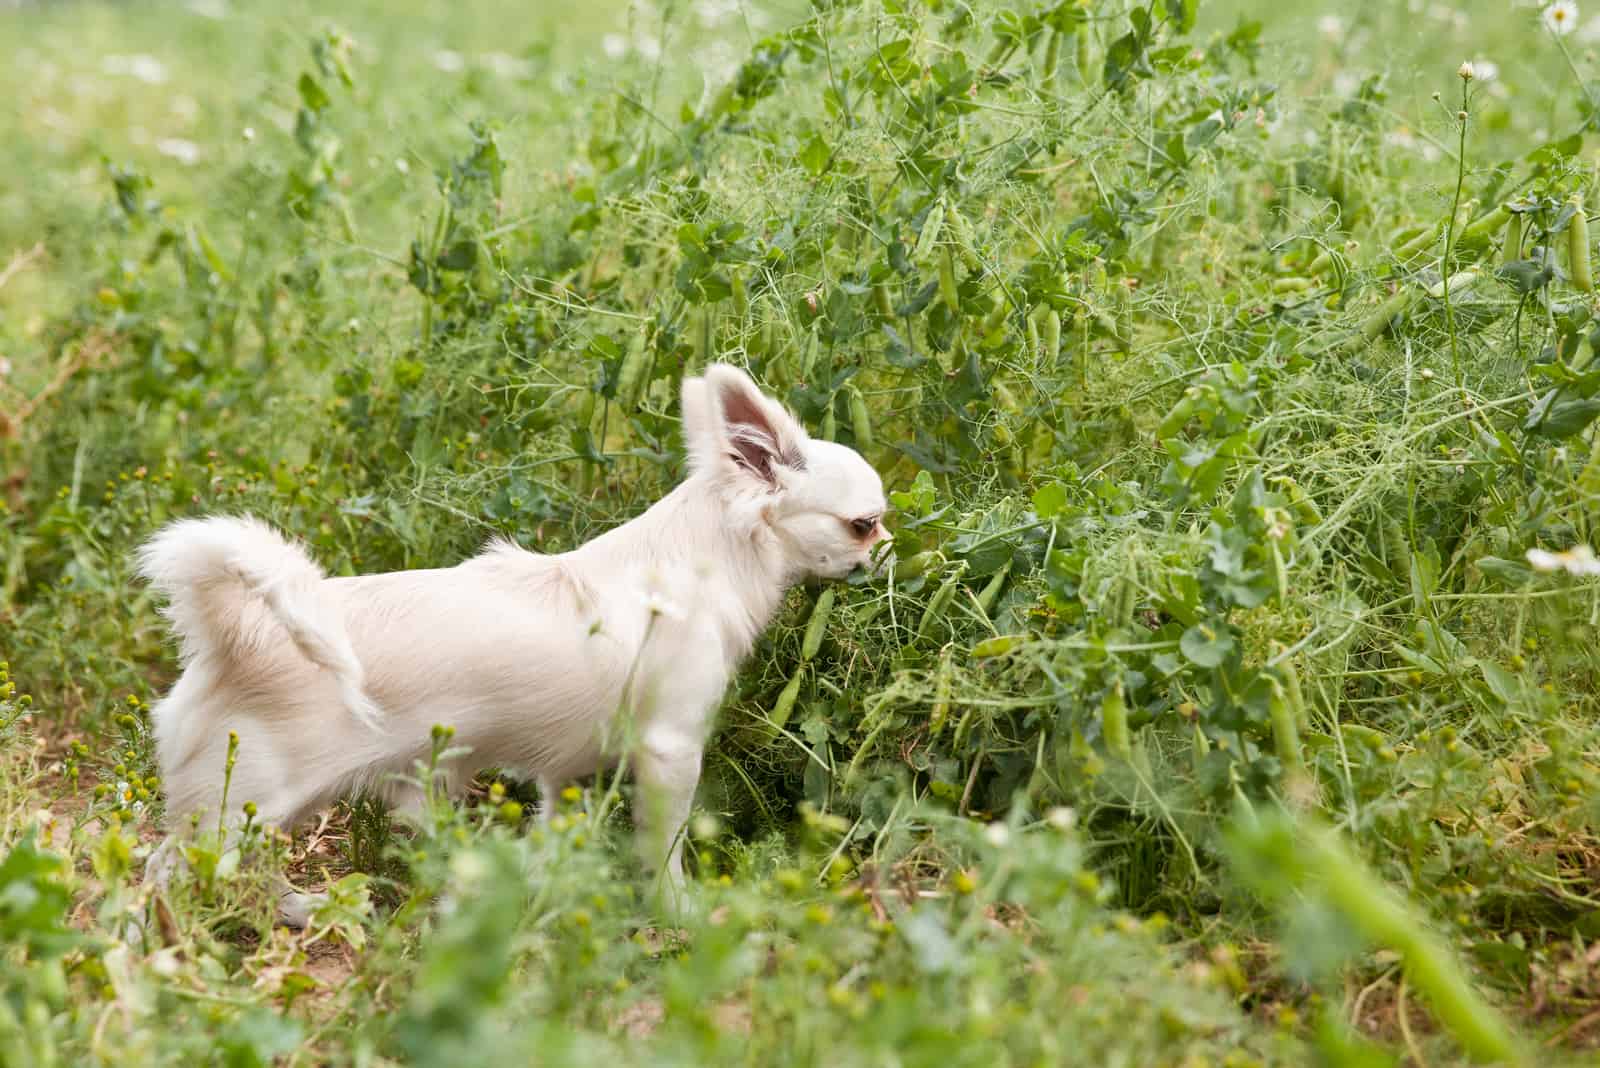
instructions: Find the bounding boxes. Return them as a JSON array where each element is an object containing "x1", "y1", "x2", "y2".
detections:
[
  {"x1": 649, "y1": 871, "x2": 706, "y2": 927},
  {"x1": 277, "y1": 889, "x2": 328, "y2": 929}
]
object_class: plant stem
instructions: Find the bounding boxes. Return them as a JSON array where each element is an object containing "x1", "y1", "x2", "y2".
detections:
[{"x1": 1441, "y1": 81, "x2": 1470, "y2": 392}]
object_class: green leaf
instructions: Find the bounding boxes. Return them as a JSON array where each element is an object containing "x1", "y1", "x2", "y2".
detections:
[
  {"x1": 297, "y1": 72, "x2": 331, "y2": 113},
  {"x1": 1495, "y1": 259, "x2": 1553, "y2": 295},
  {"x1": 1032, "y1": 482, "x2": 1068, "y2": 520},
  {"x1": 0, "y1": 833, "x2": 80, "y2": 959},
  {"x1": 1392, "y1": 644, "x2": 1443, "y2": 676},
  {"x1": 1524, "y1": 393, "x2": 1600, "y2": 439},
  {"x1": 799, "y1": 135, "x2": 831, "y2": 176},
  {"x1": 890, "y1": 469, "x2": 938, "y2": 516},
  {"x1": 1479, "y1": 661, "x2": 1520, "y2": 705},
  {"x1": 1185, "y1": 114, "x2": 1224, "y2": 151},
  {"x1": 437, "y1": 238, "x2": 477, "y2": 271},
  {"x1": 1474, "y1": 556, "x2": 1534, "y2": 587},
  {"x1": 1180, "y1": 623, "x2": 1235, "y2": 668}
]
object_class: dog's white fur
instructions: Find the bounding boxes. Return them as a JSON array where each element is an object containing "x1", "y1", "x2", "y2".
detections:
[{"x1": 137, "y1": 364, "x2": 887, "y2": 922}]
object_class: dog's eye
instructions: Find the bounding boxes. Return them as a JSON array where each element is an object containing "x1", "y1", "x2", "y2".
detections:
[{"x1": 849, "y1": 517, "x2": 877, "y2": 538}]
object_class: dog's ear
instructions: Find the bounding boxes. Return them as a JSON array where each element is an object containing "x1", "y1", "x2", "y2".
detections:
[{"x1": 682, "y1": 363, "x2": 806, "y2": 486}]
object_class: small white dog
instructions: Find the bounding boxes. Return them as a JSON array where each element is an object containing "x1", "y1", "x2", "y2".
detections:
[{"x1": 137, "y1": 363, "x2": 887, "y2": 922}]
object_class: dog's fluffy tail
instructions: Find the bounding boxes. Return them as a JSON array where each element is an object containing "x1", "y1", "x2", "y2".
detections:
[{"x1": 137, "y1": 516, "x2": 383, "y2": 731}]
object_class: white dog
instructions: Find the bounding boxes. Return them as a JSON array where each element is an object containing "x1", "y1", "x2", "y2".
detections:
[{"x1": 137, "y1": 363, "x2": 887, "y2": 922}]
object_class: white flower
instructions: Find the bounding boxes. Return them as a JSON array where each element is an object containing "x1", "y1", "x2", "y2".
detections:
[
  {"x1": 1046, "y1": 806, "x2": 1076, "y2": 831},
  {"x1": 155, "y1": 138, "x2": 201, "y2": 165},
  {"x1": 101, "y1": 54, "x2": 168, "y2": 84},
  {"x1": 1458, "y1": 61, "x2": 1475, "y2": 81},
  {"x1": 1472, "y1": 59, "x2": 1499, "y2": 82},
  {"x1": 1526, "y1": 544, "x2": 1600, "y2": 576},
  {"x1": 1317, "y1": 14, "x2": 1344, "y2": 37},
  {"x1": 602, "y1": 33, "x2": 628, "y2": 60},
  {"x1": 431, "y1": 49, "x2": 465, "y2": 73},
  {"x1": 695, "y1": 0, "x2": 740, "y2": 27},
  {"x1": 640, "y1": 589, "x2": 686, "y2": 621},
  {"x1": 481, "y1": 52, "x2": 531, "y2": 79},
  {"x1": 983, "y1": 823, "x2": 1010, "y2": 848},
  {"x1": 1544, "y1": 1, "x2": 1580, "y2": 36}
]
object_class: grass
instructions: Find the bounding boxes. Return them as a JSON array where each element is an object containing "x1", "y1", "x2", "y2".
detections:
[{"x1": 4, "y1": 0, "x2": 1600, "y2": 1063}]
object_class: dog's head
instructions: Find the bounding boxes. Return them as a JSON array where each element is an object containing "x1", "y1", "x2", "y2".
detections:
[{"x1": 683, "y1": 363, "x2": 887, "y2": 580}]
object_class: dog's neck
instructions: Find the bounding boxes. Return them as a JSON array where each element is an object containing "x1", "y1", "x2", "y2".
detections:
[{"x1": 571, "y1": 475, "x2": 793, "y2": 661}]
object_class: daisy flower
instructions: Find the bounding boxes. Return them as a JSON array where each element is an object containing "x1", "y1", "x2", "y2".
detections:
[
  {"x1": 1544, "y1": 1, "x2": 1580, "y2": 36},
  {"x1": 1525, "y1": 544, "x2": 1600, "y2": 576}
]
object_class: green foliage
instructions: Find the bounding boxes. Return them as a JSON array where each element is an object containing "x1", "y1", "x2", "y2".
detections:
[{"x1": 5, "y1": 0, "x2": 1600, "y2": 1063}]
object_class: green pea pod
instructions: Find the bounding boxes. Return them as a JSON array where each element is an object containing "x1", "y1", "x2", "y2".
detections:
[
  {"x1": 1426, "y1": 269, "x2": 1479, "y2": 300},
  {"x1": 981, "y1": 293, "x2": 1009, "y2": 334},
  {"x1": 970, "y1": 634, "x2": 1018, "y2": 658},
  {"x1": 1276, "y1": 654, "x2": 1311, "y2": 732},
  {"x1": 1042, "y1": 27, "x2": 1062, "y2": 90},
  {"x1": 801, "y1": 586, "x2": 835, "y2": 661},
  {"x1": 1304, "y1": 245, "x2": 1345, "y2": 277},
  {"x1": 1246, "y1": 817, "x2": 1526, "y2": 1065},
  {"x1": 1042, "y1": 308, "x2": 1062, "y2": 360},
  {"x1": 917, "y1": 565, "x2": 965, "y2": 640},
  {"x1": 948, "y1": 204, "x2": 983, "y2": 273},
  {"x1": 1101, "y1": 681, "x2": 1132, "y2": 762},
  {"x1": 1025, "y1": 312, "x2": 1041, "y2": 360},
  {"x1": 847, "y1": 385, "x2": 874, "y2": 450},
  {"x1": 1457, "y1": 203, "x2": 1509, "y2": 249},
  {"x1": 896, "y1": 550, "x2": 943, "y2": 581},
  {"x1": 819, "y1": 400, "x2": 837, "y2": 442},
  {"x1": 1393, "y1": 219, "x2": 1445, "y2": 264},
  {"x1": 915, "y1": 199, "x2": 945, "y2": 262},
  {"x1": 1386, "y1": 222, "x2": 1426, "y2": 247},
  {"x1": 1344, "y1": 284, "x2": 1421, "y2": 353},
  {"x1": 951, "y1": 702, "x2": 978, "y2": 753},
  {"x1": 1268, "y1": 680, "x2": 1306, "y2": 777},
  {"x1": 731, "y1": 270, "x2": 749, "y2": 318},
  {"x1": 1570, "y1": 196, "x2": 1593, "y2": 293},
  {"x1": 874, "y1": 282, "x2": 894, "y2": 319},
  {"x1": 1500, "y1": 211, "x2": 1522, "y2": 266},
  {"x1": 616, "y1": 330, "x2": 650, "y2": 410},
  {"x1": 1191, "y1": 721, "x2": 1210, "y2": 772},
  {"x1": 797, "y1": 325, "x2": 817, "y2": 382},
  {"x1": 974, "y1": 559, "x2": 1011, "y2": 620},
  {"x1": 1075, "y1": 25, "x2": 1097, "y2": 87},
  {"x1": 930, "y1": 646, "x2": 954, "y2": 737},
  {"x1": 938, "y1": 247, "x2": 961, "y2": 313},
  {"x1": 771, "y1": 666, "x2": 804, "y2": 731}
]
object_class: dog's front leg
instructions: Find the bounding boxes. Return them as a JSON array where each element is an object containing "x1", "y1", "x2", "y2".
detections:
[{"x1": 633, "y1": 720, "x2": 703, "y2": 900}]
